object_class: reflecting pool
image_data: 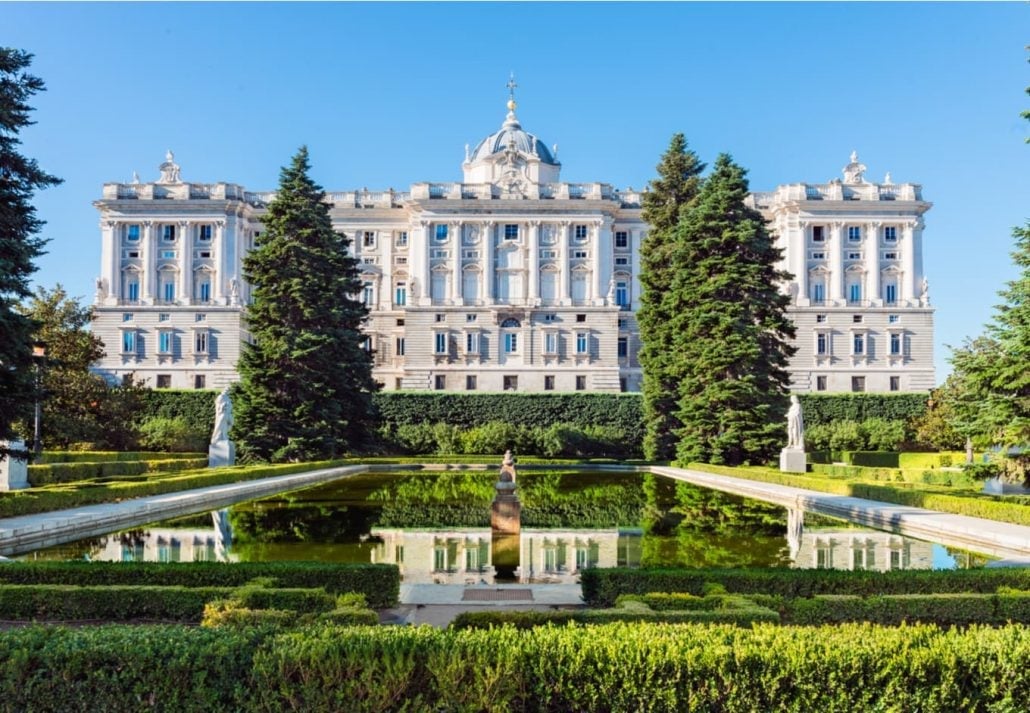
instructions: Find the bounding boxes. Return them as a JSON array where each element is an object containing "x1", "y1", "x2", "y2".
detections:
[{"x1": 23, "y1": 470, "x2": 991, "y2": 581}]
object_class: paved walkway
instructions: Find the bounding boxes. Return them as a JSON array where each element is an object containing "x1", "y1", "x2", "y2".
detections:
[{"x1": 0, "y1": 464, "x2": 370, "y2": 556}]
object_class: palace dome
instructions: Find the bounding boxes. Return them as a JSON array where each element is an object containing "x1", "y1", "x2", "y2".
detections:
[{"x1": 469, "y1": 109, "x2": 558, "y2": 165}]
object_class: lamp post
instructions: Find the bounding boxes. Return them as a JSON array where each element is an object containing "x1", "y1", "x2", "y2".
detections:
[{"x1": 31, "y1": 341, "x2": 46, "y2": 456}]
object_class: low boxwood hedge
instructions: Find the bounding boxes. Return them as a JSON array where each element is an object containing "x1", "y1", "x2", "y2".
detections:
[
  {"x1": 0, "y1": 459, "x2": 350, "y2": 519},
  {"x1": 0, "y1": 622, "x2": 1028, "y2": 710},
  {"x1": 0, "y1": 562, "x2": 400, "y2": 608},
  {"x1": 35, "y1": 451, "x2": 206, "y2": 464},
  {"x1": 784, "y1": 592, "x2": 1030, "y2": 626},
  {"x1": 580, "y1": 567, "x2": 1030, "y2": 607},
  {"x1": 27, "y1": 457, "x2": 209, "y2": 486}
]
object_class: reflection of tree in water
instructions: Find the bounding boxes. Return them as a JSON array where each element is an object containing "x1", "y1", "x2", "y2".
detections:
[
  {"x1": 229, "y1": 503, "x2": 379, "y2": 544},
  {"x1": 944, "y1": 547, "x2": 993, "y2": 569}
]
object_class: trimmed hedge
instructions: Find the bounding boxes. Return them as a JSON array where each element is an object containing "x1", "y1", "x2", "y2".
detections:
[
  {"x1": 783, "y1": 592, "x2": 1030, "y2": 626},
  {"x1": 450, "y1": 603, "x2": 779, "y2": 630},
  {"x1": 580, "y1": 567, "x2": 1030, "y2": 607},
  {"x1": 797, "y1": 393, "x2": 929, "y2": 424},
  {"x1": 0, "y1": 562, "x2": 400, "y2": 608},
  {"x1": 690, "y1": 462, "x2": 1030, "y2": 526},
  {"x1": 0, "y1": 459, "x2": 350, "y2": 519},
  {"x1": 35, "y1": 451, "x2": 205, "y2": 464},
  {"x1": 0, "y1": 584, "x2": 336, "y2": 622},
  {"x1": 27, "y1": 457, "x2": 209, "y2": 486},
  {"x1": 0, "y1": 623, "x2": 1028, "y2": 710}
]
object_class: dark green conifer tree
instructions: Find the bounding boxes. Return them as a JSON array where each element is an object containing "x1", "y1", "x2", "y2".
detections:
[
  {"x1": 234, "y1": 147, "x2": 377, "y2": 462},
  {"x1": 638, "y1": 134, "x2": 705, "y2": 460},
  {"x1": 0, "y1": 49, "x2": 61, "y2": 452},
  {"x1": 669, "y1": 154, "x2": 795, "y2": 465}
]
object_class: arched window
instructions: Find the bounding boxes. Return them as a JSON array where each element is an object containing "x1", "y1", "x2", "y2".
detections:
[{"x1": 500, "y1": 318, "x2": 521, "y2": 329}]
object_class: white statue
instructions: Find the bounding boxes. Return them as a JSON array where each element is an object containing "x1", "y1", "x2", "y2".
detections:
[
  {"x1": 94, "y1": 276, "x2": 107, "y2": 301},
  {"x1": 157, "y1": 149, "x2": 182, "y2": 184},
  {"x1": 211, "y1": 387, "x2": 234, "y2": 444},
  {"x1": 842, "y1": 151, "x2": 867, "y2": 185},
  {"x1": 920, "y1": 277, "x2": 930, "y2": 305},
  {"x1": 410, "y1": 277, "x2": 420, "y2": 298},
  {"x1": 786, "y1": 395, "x2": 804, "y2": 450},
  {"x1": 606, "y1": 277, "x2": 616, "y2": 305},
  {"x1": 131, "y1": 171, "x2": 141, "y2": 185},
  {"x1": 464, "y1": 143, "x2": 470, "y2": 162},
  {"x1": 228, "y1": 278, "x2": 240, "y2": 307}
]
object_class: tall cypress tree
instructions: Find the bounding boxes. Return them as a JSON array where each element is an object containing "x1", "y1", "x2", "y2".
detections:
[
  {"x1": 638, "y1": 134, "x2": 705, "y2": 460},
  {"x1": 669, "y1": 154, "x2": 795, "y2": 466},
  {"x1": 234, "y1": 147, "x2": 377, "y2": 462},
  {"x1": 0, "y1": 49, "x2": 61, "y2": 451}
]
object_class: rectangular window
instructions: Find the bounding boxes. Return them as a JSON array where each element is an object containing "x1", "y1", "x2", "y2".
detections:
[
  {"x1": 853, "y1": 333, "x2": 865, "y2": 355},
  {"x1": 504, "y1": 332, "x2": 518, "y2": 354},
  {"x1": 196, "y1": 313, "x2": 207, "y2": 322},
  {"x1": 816, "y1": 314, "x2": 827, "y2": 323},
  {"x1": 395, "y1": 283, "x2": 407, "y2": 306},
  {"x1": 396, "y1": 337, "x2": 405, "y2": 356},
  {"x1": 885, "y1": 283, "x2": 897, "y2": 304},
  {"x1": 847, "y1": 252, "x2": 861, "y2": 260},
  {"x1": 435, "y1": 332, "x2": 447, "y2": 354},
  {"x1": 195, "y1": 331, "x2": 208, "y2": 354},
  {"x1": 156, "y1": 374, "x2": 171, "y2": 389},
  {"x1": 543, "y1": 313, "x2": 557, "y2": 323},
  {"x1": 125, "y1": 250, "x2": 141, "y2": 258},
  {"x1": 811, "y1": 252, "x2": 826, "y2": 260},
  {"x1": 576, "y1": 314, "x2": 586, "y2": 323},
  {"x1": 615, "y1": 231, "x2": 628, "y2": 248},
  {"x1": 851, "y1": 376, "x2": 866, "y2": 393},
  {"x1": 816, "y1": 333, "x2": 828, "y2": 355},
  {"x1": 816, "y1": 375, "x2": 827, "y2": 392},
  {"x1": 395, "y1": 256, "x2": 408, "y2": 265},
  {"x1": 127, "y1": 281, "x2": 140, "y2": 302},
  {"x1": 435, "y1": 313, "x2": 445, "y2": 323},
  {"x1": 616, "y1": 281, "x2": 629, "y2": 308},
  {"x1": 197, "y1": 250, "x2": 212, "y2": 259},
  {"x1": 884, "y1": 251, "x2": 898, "y2": 260},
  {"x1": 574, "y1": 225, "x2": 588, "y2": 240},
  {"x1": 890, "y1": 332, "x2": 902, "y2": 355},
  {"x1": 434, "y1": 375, "x2": 446, "y2": 390},
  {"x1": 122, "y1": 313, "x2": 133, "y2": 322},
  {"x1": 161, "y1": 250, "x2": 176, "y2": 259},
  {"x1": 465, "y1": 313, "x2": 477, "y2": 322},
  {"x1": 544, "y1": 375, "x2": 555, "y2": 391},
  {"x1": 162, "y1": 225, "x2": 176, "y2": 242},
  {"x1": 615, "y1": 256, "x2": 629, "y2": 266},
  {"x1": 158, "y1": 313, "x2": 169, "y2": 322},
  {"x1": 544, "y1": 332, "x2": 558, "y2": 354},
  {"x1": 849, "y1": 283, "x2": 862, "y2": 303},
  {"x1": 853, "y1": 315, "x2": 863, "y2": 323},
  {"x1": 503, "y1": 375, "x2": 518, "y2": 391},
  {"x1": 466, "y1": 332, "x2": 479, "y2": 354},
  {"x1": 361, "y1": 283, "x2": 374, "y2": 307},
  {"x1": 573, "y1": 250, "x2": 588, "y2": 259},
  {"x1": 504, "y1": 224, "x2": 519, "y2": 240},
  {"x1": 126, "y1": 224, "x2": 141, "y2": 242},
  {"x1": 617, "y1": 336, "x2": 628, "y2": 358},
  {"x1": 363, "y1": 231, "x2": 376, "y2": 248},
  {"x1": 194, "y1": 375, "x2": 206, "y2": 389},
  {"x1": 848, "y1": 226, "x2": 861, "y2": 242},
  {"x1": 199, "y1": 225, "x2": 212, "y2": 241},
  {"x1": 466, "y1": 375, "x2": 477, "y2": 391},
  {"x1": 884, "y1": 226, "x2": 897, "y2": 242},
  {"x1": 435, "y1": 224, "x2": 448, "y2": 241},
  {"x1": 396, "y1": 231, "x2": 408, "y2": 247},
  {"x1": 890, "y1": 375, "x2": 900, "y2": 392},
  {"x1": 576, "y1": 375, "x2": 587, "y2": 391},
  {"x1": 888, "y1": 314, "x2": 899, "y2": 324},
  {"x1": 812, "y1": 226, "x2": 825, "y2": 242},
  {"x1": 576, "y1": 332, "x2": 588, "y2": 354},
  {"x1": 158, "y1": 331, "x2": 172, "y2": 354},
  {"x1": 163, "y1": 281, "x2": 176, "y2": 303},
  {"x1": 812, "y1": 283, "x2": 825, "y2": 303}
]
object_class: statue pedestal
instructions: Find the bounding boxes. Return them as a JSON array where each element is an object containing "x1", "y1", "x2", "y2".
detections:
[
  {"x1": 779, "y1": 447, "x2": 807, "y2": 474},
  {"x1": 491, "y1": 491, "x2": 521, "y2": 535},
  {"x1": 0, "y1": 441, "x2": 29, "y2": 491},
  {"x1": 208, "y1": 440, "x2": 236, "y2": 468}
]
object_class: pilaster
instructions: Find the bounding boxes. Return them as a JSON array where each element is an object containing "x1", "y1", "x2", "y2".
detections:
[
  {"x1": 527, "y1": 221, "x2": 540, "y2": 305},
  {"x1": 451, "y1": 222, "x2": 463, "y2": 304},
  {"x1": 483, "y1": 221, "x2": 495, "y2": 303},
  {"x1": 795, "y1": 221, "x2": 809, "y2": 305},
  {"x1": 828, "y1": 221, "x2": 844, "y2": 305},
  {"x1": 179, "y1": 220, "x2": 192, "y2": 305},
  {"x1": 865, "y1": 221, "x2": 881, "y2": 306},
  {"x1": 142, "y1": 221, "x2": 155, "y2": 304},
  {"x1": 101, "y1": 220, "x2": 118, "y2": 305},
  {"x1": 213, "y1": 221, "x2": 225, "y2": 304},
  {"x1": 559, "y1": 221, "x2": 571, "y2": 305}
]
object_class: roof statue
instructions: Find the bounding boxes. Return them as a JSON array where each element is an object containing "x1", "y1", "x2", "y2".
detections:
[
  {"x1": 466, "y1": 75, "x2": 558, "y2": 166},
  {"x1": 842, "y1": 151, "x2": 867, "y2": 185},
  {"x1": 157, "y1": 149, "x2": 182, "y2": 184},
  {"x1": 883, "y1": 171, "x2": 893, "y2": 185},
  {"x1": 131, "y1": 171, "x2": 141, "y2": 185}
]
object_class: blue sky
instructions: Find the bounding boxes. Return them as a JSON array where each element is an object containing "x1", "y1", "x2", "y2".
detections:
[{"x1": 7, "y1": 2, "x2": 1028, "y2": 382}]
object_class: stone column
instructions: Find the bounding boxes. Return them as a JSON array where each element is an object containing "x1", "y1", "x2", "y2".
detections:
[
  {"x1": 100, "y1": 220, "x2": 118, "y2": 305},
  {"x1": 828, "y1": 221, "x2": 844, "y2": 305},
  {"x1": 142, "y1": 221, "x2": 156, "y2": 303},
  {"x1": 901, "y1": 220, "x2": 916, "y2": 304},
  {"x1": 420, "y1": 221, "x2": 432, "y2": 306},
  {"x1": 912, "y1": 218, "x2": 925, "y2": 305},
  {"x1": 179, "y1": 220, "x2": 192, "y2": 305},
  {"x1": 865, "y1": 221, "x2": 881, "y2": 305},
  {"x1": 213, "y1": 221, "x2": 225, "y2": 304},
  {"x1": 559, "y1": 221, "x2": 571, "y2": 305},
  {"x1": 451, "y1": 222, "x2": 463, "y2": 305},
  {"x1": 527, "y1": 221, "x2": 540, "y2": 305},
  {"x1": 407, "y1": 220, "x2": 428, "y2": 308},
  {"x1": 484, "y1": 221, "x2": 495, "y2": 302},
  {"x1": 629, "y1": 228, "x2": 641, "y2": 310}
]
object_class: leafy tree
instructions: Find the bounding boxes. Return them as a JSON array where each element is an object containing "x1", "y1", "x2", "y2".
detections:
[
  {"x1": 235, "y1": 147, "x2": 377, "y2": 462},
  {"x1": 14, "y1": 285, "x2": 144, "y2": 450},
  {"x1": 638, "y1": 134, "x2": 705, "y2": 460},
  {"x1": 669, "y1": 154, "x2": 796, "y2": 466},
  {"x1": 0, "y1": 48, "x2": 61, "y2": 452}
]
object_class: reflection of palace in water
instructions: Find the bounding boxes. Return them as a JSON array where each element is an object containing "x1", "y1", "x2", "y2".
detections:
[
  {"x1": 791, "y1": 529, "x2": 934, "y2": 571},
  {"x1": 370, "y1": 528, "x2": 642, "y2": 584},
  {"x1": 73, "y1": 511, "x2": 235, "y2": 563}
]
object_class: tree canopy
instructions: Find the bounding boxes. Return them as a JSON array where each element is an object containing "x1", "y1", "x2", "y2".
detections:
[
  {"x1": 234, "y1": 147, "x2": 378, "y2": 462},
  {"x1": 0, "y1": 48, "x2": 61, "y2": 450}
]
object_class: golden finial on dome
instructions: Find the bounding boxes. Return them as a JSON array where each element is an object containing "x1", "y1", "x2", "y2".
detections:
[{"x1": 506, "y1": 72, "x2": 518, "y2": 112}]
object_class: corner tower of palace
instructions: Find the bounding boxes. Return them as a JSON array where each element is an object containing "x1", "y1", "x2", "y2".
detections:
[{"x1": 90, "y1": 87, "x2": 934, "y2": 394}]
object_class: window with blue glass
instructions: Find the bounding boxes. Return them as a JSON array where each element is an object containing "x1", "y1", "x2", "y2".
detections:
[
  {"x1": 574, "y1": 225, "x2": 588, "y2": 240},
  {"x1": 853, "y1": 333, "x2": 865, "y2": 355},
  {"x1": 504, "y1": 332, "x2": 518, "y2": 353},
  {"x1": 434, "y1": 332, "x2": 447, "y2": 354},
  {"x1": 199, "y1": 281, "x2": 211, "y2": 303},
  {"x1": 126, "y1": 280, "x2": 140, "y2": 302},
  {"x1": 395, "y1": 283, "x2": 407, "y2": 306},
  {"x1": 615, "y1": 281, "x2": 629, "y2": 308},
  {"x1": 504, "y1": 224, "x2": 519, "y2": 240},
  {"x1": 890, "y1": 333, "x2": 902, "y2": 355},
  {"x1": 162, "y1": 225, "x2": 176, "y2": 242},
  {"x1": 163, "y1": 281, "x2": 175, "y2": 302},
  {"x1": 199, "y1": 225, "x2": 212, "y2": 241},
  {"x1": 884, "y1": 283, "x2": 897, "y2": 304},
  {"x1": 849, "y1": 283, "x2": 862, "y2": 303},
  {"x1": 126, "y1": 224, "x2": 141, "y2": 242},
  {"x1": 158, "y1": 331, "x2": 172, "y2": 354},
  {"x1": 122, "y1": 330, "x2": 136, "y2": 354},
  {"x1": 617, "y1": 336, "x2": 628, "y2": 358},
  {"x1": 434, "y1": 224, "x2": 448, "y2": 241},
  {"x1": 812, "y1": 283, "x2": 825, "y2": 303},
  {"x1": 615, "y1": 231, "x2": 628, "y2": 249},
  {"x1": 576, "y1": 332, "x2": 588, "y2": 354},
  {"x1": 817, "y1": 333, "x2": 828, "y2": 355},
  {"x1": 884, "y1": 226, "x2": 897, "y2": 242},
  {"x1": 848, "y1": 226, "x2": 861, "y2": 242}
]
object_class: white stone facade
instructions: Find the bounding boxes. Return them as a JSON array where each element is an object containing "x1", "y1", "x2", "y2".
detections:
[{"x1": 91, "y1": 101, "x2": 934, "y2": 393}]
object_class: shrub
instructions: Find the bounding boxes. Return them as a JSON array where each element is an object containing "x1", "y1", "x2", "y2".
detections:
[
  {"x1": 828, "y1": 420, "x2": 865, "y2": 451},
  {"x1": 138, "y1": 416, "x2": 209, "y2": 452},
  {"x1": 36, "y1": 451, "x2": 205, "y2": 464},
  {"x1": 26, "y1": 457, "x2": 208, "y2": 486},
  {"x1": 0, "y1": 584, "x2": 229, "y2": 621},
  {"x1": 201, "y1": 599, "x2": 299, "y2": 629},
  {"x1": 860, "y1": 418, "x2": 908, "y2": 451},
  {"x1": 0, "y1": 562, "x2": 400, "y2": 608},
  {"x1": 784, "y1": 592, "x2": 1030, "y2": 626},
  {"x1": 317, "y1": 607, "x2": 379, "y2": 626}
]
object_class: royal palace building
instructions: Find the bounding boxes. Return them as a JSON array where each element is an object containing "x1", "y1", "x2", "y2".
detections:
[{"x1": 90, "y1": 90, "x2": 934, "y2": 393}]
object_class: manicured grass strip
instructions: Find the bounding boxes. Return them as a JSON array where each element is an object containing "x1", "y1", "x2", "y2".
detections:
[
  {"x1": 580, "y1": 567, "x2": 1030, "y2": 607},
  {"x1": 0, "y1": 584, "x2": 335, "y2": 622},
  {"x1": 1, "y1": 622, "x2": 1023, "y2": 711},
  {"x1": 0, "y1": 562, "x2": 399, "y2": 608},
  {"x1": 0, "y1": 459, "x2": 349, "y2": 519},
  {"x1": 35, "y1": 451, "x2": 206, "y2": 464},
  {"x1": 688, "y1": 462, "x2": 1030, "y2": 526},
  {"x1": 27, "y1": 457, "x2": 209, "y2": 486}
]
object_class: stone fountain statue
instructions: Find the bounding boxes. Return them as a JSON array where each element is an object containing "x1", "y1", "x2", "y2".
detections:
[{"x1": 491, "y1": 450, "x2": 521, "y2": 534}]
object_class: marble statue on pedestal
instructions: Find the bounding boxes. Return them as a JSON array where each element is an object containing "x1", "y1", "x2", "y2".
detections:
[
  {"x1": 208, "y1": 387, "x2": 236, "y2": 467},
  {"x1": 780, "y1": 394, "x2": 807, "y2": 473}
]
